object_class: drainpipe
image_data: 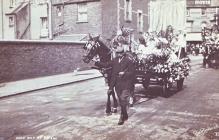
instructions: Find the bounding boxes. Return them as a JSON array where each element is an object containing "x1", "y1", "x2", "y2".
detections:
[
  {"x1": 148, "y1": 2, "x2": 150, "y2": 32},
  {"x1": 48, "y1": 0, "x2": 53, "y2": 40},
  {"x1": 117, "y1": 0, "x2": 120, "y2": 35},
  {"x1": 1, "y1": 0, "x2": 4, "y2": 39}
]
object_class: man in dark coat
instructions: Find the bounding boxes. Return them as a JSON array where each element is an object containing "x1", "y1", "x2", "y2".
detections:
[{"x1": 95, "y1": 45, "x2": 135, "y2": 125}]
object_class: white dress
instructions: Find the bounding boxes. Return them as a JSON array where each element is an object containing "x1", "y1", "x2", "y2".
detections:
[
  {"x1": 146, "y1": 38, "x2": 162, "y2": 55},
  {"x1": 137, "y1": 44, "x2": 148, "y2": 54},
  {"x1": 136, "y1": 44, "x2": 148, "y2": 59}
]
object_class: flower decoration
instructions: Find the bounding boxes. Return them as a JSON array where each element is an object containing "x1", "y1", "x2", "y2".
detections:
[{"x1": 137, "y1": 48, "x2": 191, "y2": 83}]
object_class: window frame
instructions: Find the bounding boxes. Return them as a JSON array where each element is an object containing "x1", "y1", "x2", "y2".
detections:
[
  {"x1": 40, "y1": 17, "x2": 48, "y2": 29},
  {"x1": 10, "y1": 0, "x2": 16, "y2": 8},
  {"x1": 187, "y1": 9, "x2": 190, "y2": 17},
  {"x1": 137, "y1": 10, "x2": 143, "y2": 33},
  {"x1": 77, "y1": 2, "x2": 88, "y2": 23},
  {"x1": 40, "y1": 17, "x2": 49, "y2": 37},
  {"x1": 9, "y1": 16, "x2": 14, "y2": 27},
  {"x1": 201, "y1": 8, "x2": 207, "y2": 16},
  {"x1": 56, "y1": 5, "x2": 63, "y2": 17},
  {"x1": 124, "y1": 0, "x2": 132, "y2": 22}
]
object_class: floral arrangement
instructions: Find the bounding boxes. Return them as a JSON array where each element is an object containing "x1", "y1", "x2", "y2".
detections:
[{"x1": 137, "y1": 49, "x2": 191, "y2": 83}]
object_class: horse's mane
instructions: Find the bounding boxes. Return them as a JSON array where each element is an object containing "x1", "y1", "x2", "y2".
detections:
[
  {"x1": 96, "y1": 37, "x2": 111, "y2": 51},
  {"x1": 91, "y1": 36, "x2": 112, "y2": 62}
]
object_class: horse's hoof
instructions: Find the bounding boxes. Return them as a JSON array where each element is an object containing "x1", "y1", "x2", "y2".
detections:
[
  {"x1": 106, "y1": 112, "x2": 112, "y2": 116},
  {"x1": 118, "y1": 120, "x2": 124, "y2": 125},
  {"x1": 112, "y1": 108, "x2": 117, "y2": 113}
]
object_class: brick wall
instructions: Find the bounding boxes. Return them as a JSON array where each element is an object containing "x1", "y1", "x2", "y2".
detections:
[
  {"x1": 52, "y1": 1, "x2": 102, "y2": 36},
  {"x1": 52, "y1": 3, "x2": 65, "y2": 36},
  {"x1": 51, "y1": 0, "x2": 149, "y2": 41},
  {"x1": 0, "y1": 40, "x2": 93, "y2": 83},
  {"x1": 101, "y1": 0, "x2": 118, "y2": 39},
  {"x1": 119, "y1": 0, "x2": 149, "y2": 40},
  {"x1": 101, "y1": 0, "x2": 149, "y2": 40}
]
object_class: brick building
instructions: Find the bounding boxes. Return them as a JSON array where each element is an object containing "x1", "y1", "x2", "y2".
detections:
[
  {"x1": 51, "y1": 0, "x2": 149, "y2": 41},
  {"x1": 186, "y1": 0, "x2": 219, "y2": 42}
]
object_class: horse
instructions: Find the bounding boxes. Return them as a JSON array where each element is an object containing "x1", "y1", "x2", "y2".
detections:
[{"x1": 82, "y1": 34, "x2": 118, "y2": 115}]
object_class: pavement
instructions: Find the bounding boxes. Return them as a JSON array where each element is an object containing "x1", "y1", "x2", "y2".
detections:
[
  {"x1": 0, "y1": 69, "x2": 102, "y2": 98},
  {"x1": 0, "y1": 54, "x2": 203, "y2": 98}
]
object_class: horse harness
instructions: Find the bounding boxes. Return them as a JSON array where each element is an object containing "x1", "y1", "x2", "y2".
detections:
[{"x1": 86, "y1": 40, "x2": 113, "y2": 62}]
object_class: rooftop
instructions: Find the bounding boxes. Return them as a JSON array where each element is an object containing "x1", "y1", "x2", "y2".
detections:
[
  {"x1": 52, "y1": 0, "x2": 100, "y2": 5},
  {"x1": 6, "y1": 2, "x2": 29, "y2": 15}
]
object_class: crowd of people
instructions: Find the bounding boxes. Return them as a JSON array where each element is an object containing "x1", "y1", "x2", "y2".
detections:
[
  {"x1": 134, "y1": 26, "x2": 190, "y2": 81},
  {"x1": 187, "y1": 24, "x2": 219, "y2": 68},
  {"x1": 187, "y1": 24, "x2": 219, "y2": 56},
  {"x1": 137, "y1": 29, "x2": 186, "y2": 58},
  {"x1": 111, "y1": 25, "x2": 187, "y2": 60}
]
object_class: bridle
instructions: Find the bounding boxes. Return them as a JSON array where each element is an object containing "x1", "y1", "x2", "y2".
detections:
[
  {"x1": 84, "y1": 40, "x2": 113, "y2": 62},
  {"x1": 84, "y1": 41, "x2": 100, "y2": 60}
]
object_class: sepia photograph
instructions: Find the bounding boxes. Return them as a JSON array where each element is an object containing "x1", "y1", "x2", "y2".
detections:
[{"x1": 0, "y1": 0, "x2": 219, "y2": 139}]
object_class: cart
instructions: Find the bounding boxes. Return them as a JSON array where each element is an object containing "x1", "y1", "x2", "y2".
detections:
[
  {"x1": 134, "y1": 63, "x2": 185, "y2": 97},
  {"x1": 133, "y1": 50, "x2": 189, "y2": 97}
]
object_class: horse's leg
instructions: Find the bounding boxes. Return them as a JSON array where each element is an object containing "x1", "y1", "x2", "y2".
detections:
[
  {"x1": 106, "y1": 94, "x2": 112, "y2": 115},
  {"x1": 129, "y1": 84, "x2": 135, "y2": 107},
  {"x1": 111, "y1": 88, "x2": 118, "y2": 113}
]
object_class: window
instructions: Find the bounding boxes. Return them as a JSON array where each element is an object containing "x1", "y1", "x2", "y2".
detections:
[
  {"x1": 41, "y1": 17, "x2": 48, "y2": 29},
  {"x1": 201, "y1": 8, "x2": 206, "y2": 16},
  {"x1": 57, "y1": 6, "x2": 63, "y2": 17},
  {"x1": 10, "y1": 0, "x2": 16, "y2": 8},
  {"x1": 137, "y1": 10, "x2": 143, "y2": 33},
  {"x1": 77, "y1": 3, "x2": 88, "y2": 23},
  {"x1": 186, "y1": 21, "x2": 193, "y2": 32},
  {"x1": 187, "y1": 9, "x2": 190, "y2": 16},
  {"x1": 124, "y1": 0, "x2": 132, "y2": 22},
  {"x1": 40, "y1": 17, "x2": 48, "y2": 37},
  {"x1": 9, "y1": 16, "x2": 14, "y2": 27},
  {"x1": 56, "y1": 5, "x2": 64, "y2": 25}
]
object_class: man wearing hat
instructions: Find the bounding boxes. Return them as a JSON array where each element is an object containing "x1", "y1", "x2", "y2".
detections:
[{"x1": 95, "y1": 44, "x2": 135, "y2": 125}]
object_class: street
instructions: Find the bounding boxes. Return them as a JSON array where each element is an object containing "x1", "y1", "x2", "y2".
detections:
[
  {"x1": 0, "y1": 57, "x2": 219, "y2": 140},
  {"x1": 1, "y1": 0, "x2": 219, "y2": 140}
]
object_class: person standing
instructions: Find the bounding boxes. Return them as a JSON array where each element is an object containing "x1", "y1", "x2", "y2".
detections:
[
  {"x1": 166, "y1": 25, "x2": 174, "y2": 45},
  {"x1": 137, "y1": 36, "x2": 147, "y2": 55},
  {"x1": 95, "y1": 45, "x2": 135, "y2": 125},
  {"x1": 112, "y1": 28, "x2": 135, "y2": 107}
]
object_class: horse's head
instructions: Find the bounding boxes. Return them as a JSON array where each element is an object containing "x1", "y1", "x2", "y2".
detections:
[{"x1": 83, "y1": 34, "x2": 101, "y2": 63}]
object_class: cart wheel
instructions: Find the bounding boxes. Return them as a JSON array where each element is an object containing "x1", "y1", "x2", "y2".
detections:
[
  {"x1": 162, "y1": 82, "x2": 170, "y2": 97},
  {"x1": 142, "y1": 79, "x2": 150, "y2": 89},
  {"x1": 177, "y1": 78, "x2": 184, "y2": 91}
]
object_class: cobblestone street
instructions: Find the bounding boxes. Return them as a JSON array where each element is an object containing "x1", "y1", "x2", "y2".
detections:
[{"x1": 0, "y1": 56, "x2": 219, "y2": 140}]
